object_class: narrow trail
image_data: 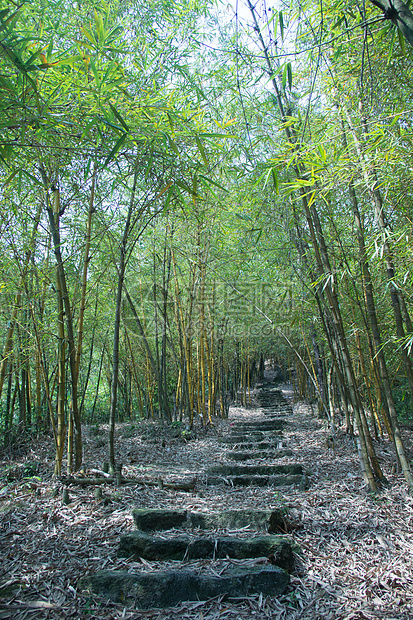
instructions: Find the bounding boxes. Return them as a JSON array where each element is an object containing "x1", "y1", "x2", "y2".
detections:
[
  {"x1": 1, "y1": 381, "x2": 413, "y2": 619},
  {"x1": 81, "y1": 380, "x2": 303, "y2": 607}
]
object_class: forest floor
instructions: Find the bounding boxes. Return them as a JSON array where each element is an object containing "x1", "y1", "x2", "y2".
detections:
[{"x1": 1, "y1": 386, "x2": 413, "y2": 620}]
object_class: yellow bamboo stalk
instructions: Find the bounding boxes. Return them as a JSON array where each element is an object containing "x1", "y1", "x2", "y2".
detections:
[{"x1": 172, "y1": 251, "x2": 194, "y2": 424}]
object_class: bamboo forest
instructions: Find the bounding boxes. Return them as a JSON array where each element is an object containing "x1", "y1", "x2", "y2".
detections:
[{"x1": 1, "y1": 0, "x2": 413, "y2": 618}]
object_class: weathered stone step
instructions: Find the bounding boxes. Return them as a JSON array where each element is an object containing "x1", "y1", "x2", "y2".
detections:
[
  {"x1": 79, "y1": 565, "x2": 290, "y2": 608},
  {"x1": 256, "y1": 388, "x2": 282, "y2": 395},
  {"x1": 119, "y1": 532, "x2": 293, "y2": 570},
  {"x1": 230, "y1": 419, "x2": 286, "y2": 431},
  {"x1": 221, "y1": 432, "x2": 283, "y2": 444},
  {"x1": 206, "y1": 474, "x2": 303, "y2": 487},
  {"x1": 222, "y1": 440, "x2": 282, "y2": 450},
  {"x1": 227, "y1": 449, "x2": 293, "y2": 461},
  {"x1": 132, "y1": 508, "x2": 286, "y2": 532},
  {"x1": 255, "y1": 407, "x2": 288, "y2": 414},
  {"x1": 207, "y1": 464, "x2": 303, "y2": 477}
]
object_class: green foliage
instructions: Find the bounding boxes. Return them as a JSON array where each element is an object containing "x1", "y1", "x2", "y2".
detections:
[{"x1": 2, "y1": 0, "x2": 413, "y2": 462}]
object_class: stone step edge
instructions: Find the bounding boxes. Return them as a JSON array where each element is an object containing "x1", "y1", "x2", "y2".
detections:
[
  {"x1": 207, "y1": 464, "x2": 303, "y2": 476},
  {"x1": 79, "y1": 565, "x2": 290, "y2": 609},
  {"x1": 226, "y1": 449, "x2": 293, "y2": 460},
  {"x1": 205, "y1": 474, "x2": 303, "y2": 487},
  {"x1": 118, "y1": 532, "x2": 294, "y2": 571},
  {"x1": 132, "y1": 508, "x2": 286, "y2": 533}
]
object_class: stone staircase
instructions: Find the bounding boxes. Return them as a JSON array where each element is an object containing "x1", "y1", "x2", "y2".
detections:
[
  {"x1": 210, "y1": 385, "x2": 304, "y2": 488},
  {"x1": 80, "y1": 382, "x2": 306, "y2": 609}
]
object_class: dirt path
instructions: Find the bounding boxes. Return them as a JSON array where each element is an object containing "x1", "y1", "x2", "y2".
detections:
[{"x1": 1, "y1": 385, "x2": 413, "y2": 619}]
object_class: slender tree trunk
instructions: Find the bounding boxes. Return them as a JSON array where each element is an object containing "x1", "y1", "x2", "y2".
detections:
[
  {"x1": 55, "y1": 267, "x2": 66, "y2": 477},
  {"x1": 40, "y1": 167, "x2": 83, "y2": 470},
  {"x1": 75, "y1": 163, "x2": 97, "y2": 412},
  {"x1": 108, "y1": 173, "x2": 138, "y2": 473}
]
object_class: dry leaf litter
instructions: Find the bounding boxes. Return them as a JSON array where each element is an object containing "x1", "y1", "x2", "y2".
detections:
[{"x1": 1, "y1": 385, "x2": 413, "y2": 619}]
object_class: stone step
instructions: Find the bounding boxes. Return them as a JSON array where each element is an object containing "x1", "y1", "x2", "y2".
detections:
[
  {"x1": 132, "y1": 508, "x2": 286, "y2": 532},
  {"x1": 206, "y1": 474, "x2": 303, "y2": 487},
  {"x1": 256, "y1": 406, "x2": 288, "y2": 413},
  {"x1": 255, "y1": 387, "x2": 284, "y2": 398},
  {"x1": 221, "y1": 432, "x2": 283, "y2": 444},
  {"x1": 222, "y1": 440, "x2": 282, "y2": 450},
  {"x1": 119, "y1": 532, "x2": 293, "y2": 570},
  {"x1": 207, "y1": 464, "x2": 303, "y2": 477},
  {"x1": 226, "y1": 449, "x2": 293, "y2": 461},
  {"x1": 230, "y1": 419, "x2": 287, "y2": 431},
  {"x1": 79, "y1": 565, "x2": 290, "y2": 608}
]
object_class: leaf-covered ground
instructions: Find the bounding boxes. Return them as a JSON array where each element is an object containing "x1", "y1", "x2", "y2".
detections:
[{"x1": 1, "y1": 386, "x2": 413, "y2": 619}]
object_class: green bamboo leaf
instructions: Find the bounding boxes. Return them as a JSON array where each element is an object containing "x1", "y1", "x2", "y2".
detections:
[
  {"x1": 81, "y1": 115, "x2": 99, "y2": 138},
  {"x1": 1, "y1": 168, "x2": 19, "y2": 186},
  {"x1": 55, "y1": 55, "x2": 83, "y2": 65},
  {"x1": 109, "y1": 102, "x2": 129, "y2": 131},
  {"x1": 175, "y1": 179, "x2": 196, "y2": 195},
  {"x1": 103, "y1": 133, "x2": 127, "y2": 166},
  {"x1": 287, "y1": 63, "x2": 292, "y2": 91},
  {"x1": 0, "y1": 7, "x2": 21, "y2": 30},
  {"x1": 94, "y1": 10, "x2": 104, "y2": 44},
  {"x1": 398, "y1": 27, "x2": 406, "y2": 54},
  {"x1": 198, "y1": 175, "x2": 227, "y2": 192},
  {"x1": 46, "y1": 39, "x2": 54, "y2": 62},
  {"x1": 199, "y1": 132, "x2": 236, "y2": 139},
  {"x1": 262, "y1": 168, "x2": 272, "y2": 190},
  {"x1": 387, "y1": 29, "x2": 396, "y2": 63},
  {"x1": 167, "y1": 112, "x2": 175, "y2": 133},
  {"x1": 168, "y1": 136, "x2": 180, "y2": 156},
  {"x1": 279, "y1": 11, "x2": 284, "y2": 41},
  {"x1": 317, "y1": 144, "x2": 327, "y2": 162},
  {"x1": 81, "y1": 26, "x2": 97, "y2": 46},
  {"x1": 195, "y1": 135, "x2": 208, "y2": 165},
  {"x1": 282, "y1": 64, "x2": 287, "y2": 90},
  {"x1": 145, "y1": 154, "x2": 153, "y2": 180},
  {"x1": 272, "y1": 169, "x2": 279, "y2": 194},
  {"x1": 89, "y1": 58, "x2": 100, "y2": 87},
  {"x1": 164, "y1": 186, "x2": 174, "y2": 208}
]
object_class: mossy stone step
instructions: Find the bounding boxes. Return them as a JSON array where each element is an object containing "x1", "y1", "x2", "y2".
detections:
[
  {"x1": 79, "y1": 565, "x2": 289, "y2": 608},
  {"x1": 208, "y1": 464, "x2": 303, "y2": 477},
  {"x1": 227, "y1": 449, "x2": 293, "y2": 461},
  {"x1": 222, "y1": 432, "x2": 283, "y2": 444},
  {"x1": 222, "y1": 440, "x2": 281, "y2": 450},
  {"x1": 119, "y1": 532, "x2": 293, "y2": 570},
  {"x1": 132, "y1": 508, "x2": 286, "y2": 532},
  {"x1": 230, "y1": 420, "x2": 286, "y2": 431},
  {"x1": 206, "y1": 474, "x2": 303, "y2": 487}
]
